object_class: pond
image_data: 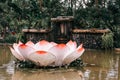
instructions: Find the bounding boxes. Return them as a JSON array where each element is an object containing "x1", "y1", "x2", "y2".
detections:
[{"x1": 0, "y1": 46, "x2": 120, "y2": 80}]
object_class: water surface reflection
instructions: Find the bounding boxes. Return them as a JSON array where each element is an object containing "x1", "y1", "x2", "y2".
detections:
[
  {"x1": 81, "y1": 50, "x2": 120, "y2": 80},
  {"x1": 12, "y1": 69, "x2": 83, "y2": 80},
  {"x1": 0, "y1": 46, "x2": 120, "y2": 80}
]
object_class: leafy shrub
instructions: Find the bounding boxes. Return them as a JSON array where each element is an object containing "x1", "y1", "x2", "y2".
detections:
[
  {"x1": 4, "y1": 35, "x2": 16, "y2": 43},
  {"x1": 102, "y1": 32, "x2": 114, "y2": 49},
  {"x1": 111, "y1": 25, "x2": 120, "y2": 48}
]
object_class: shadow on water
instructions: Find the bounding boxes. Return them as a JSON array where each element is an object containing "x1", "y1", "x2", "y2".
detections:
[{"x1": 0, "y1": 46, "x2": 120, "y2": 80}]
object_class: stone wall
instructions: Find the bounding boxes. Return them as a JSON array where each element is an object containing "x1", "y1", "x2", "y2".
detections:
[
  {"x1": 72, "y1": 33, "x2": 102, "y2": 49},
  {"x1": 22, "y1": 29, "x2": 52, "y2": 43},
  {"x1": 72, "y1": 29, "x2": 110, "y2": 49}
]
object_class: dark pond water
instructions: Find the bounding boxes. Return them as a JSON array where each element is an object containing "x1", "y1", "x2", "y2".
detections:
[{"x1": 0, "y1": 46, "x2": 120, "y2": 80}]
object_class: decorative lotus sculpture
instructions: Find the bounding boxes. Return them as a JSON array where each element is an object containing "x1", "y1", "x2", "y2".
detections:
[{"x1": 9, "y1": 40, "x2": 85, "y2": 67}]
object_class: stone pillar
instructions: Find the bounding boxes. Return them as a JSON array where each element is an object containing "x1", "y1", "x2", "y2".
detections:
[{"x1": 51, "y1": 16, "x2": 74, "y2": 43}]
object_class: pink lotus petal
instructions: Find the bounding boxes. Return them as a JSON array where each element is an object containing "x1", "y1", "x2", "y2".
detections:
[
  {"x1": 28, "y1": 51, "x2": 56, "y2": 66},
  {"x1": 50, "y1": 42, "x2": 57, "y2": 46},
  {"x1": 48, "y1": 44, "x2": 70, "y2": 66},
  {"x1": 25, "y1": 41, "x2": 34, "y2": 47},
  {"x1": 34, "y1": 40, "x2": 54, "y2": 51},
  {"x1": 66, "y1": 40, "x2": 77, "y2": 52},
  {"x1": 9, "y1": 46, "x2": 25, "y2": 61},
  {"x1": 63, "y1": 45, "x2": 85, "y2": 65},
  {"x1": 13, "y1": 43, "x2": 24, "y2": 58},
  {"x1": 18, "y1": 44, "x2": 35, "y2": 60},
  {"x1": 77, "y1": 44, "x2": 83, "y2": 50},
  {"x1": 9, "y1": 40, "x2": 85, "y2": 67},
  {"x1": 18, "y1": 41, "x2": 23, "y2": 45}
]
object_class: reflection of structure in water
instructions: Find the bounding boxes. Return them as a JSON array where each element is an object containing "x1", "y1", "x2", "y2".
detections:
[
  {"x1": 0, "y1": 46, "x2": 11, "y2": 66},
  {"x1": 12, "y1": 70, "x2": 84, "y2": 80}
]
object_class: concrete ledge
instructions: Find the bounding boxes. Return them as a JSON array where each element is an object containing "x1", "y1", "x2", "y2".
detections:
[
  {"x1": 22, "y1": 29, "x2": 51, "y2": 33},
  {"x1": 72, "y1": 29, "x2": 110, "y2": 34}
]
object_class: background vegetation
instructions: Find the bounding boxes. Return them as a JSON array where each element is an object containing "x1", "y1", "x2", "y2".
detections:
[{"x1": 0, "y1": 0, "x2": 120, "y2": 48}]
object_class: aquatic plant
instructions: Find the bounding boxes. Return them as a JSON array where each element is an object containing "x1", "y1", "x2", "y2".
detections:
[{"x1": 9, "y1": 40, "x2": 85, "y2": 67}]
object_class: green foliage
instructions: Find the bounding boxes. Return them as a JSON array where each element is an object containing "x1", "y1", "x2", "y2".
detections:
[
  {"x1": 0, "y1": 0, "x2": 119, "y2": 30},
  {"x1": 102, "y1": 32, "x2": 114, "y2": 49},
  {"x1": 4, "y1": 35, "x2": 16, "y2": 43},
  {"x1": 15, "y1": 33, "x2": 24, "y2": 43},
  {"x1": 74, "y1": 0, "x2": 120, "y2": 29},
  {"x1": 0, "y1": 0, "x2": 120, "y2": 48},
  {"x1": 74, "y1": 7, "x2": 113, "y2": 29},
  {"x1": 111, "y1": 25, "x2": 120, "y2": 48}
]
